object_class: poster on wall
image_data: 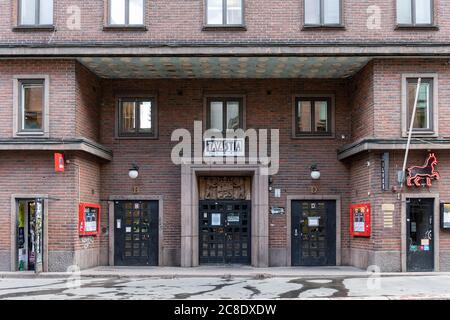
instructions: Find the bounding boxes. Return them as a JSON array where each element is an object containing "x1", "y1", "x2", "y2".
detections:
[
  {"x1": 78, "y1": 203, "x2": 101, "y2": 236},
  {"x1": 350, "y1": 203, "x2": 371, "y2": 237},
  {"x1": 441, "y1": 203, "x2": 450, "y2": 229}
]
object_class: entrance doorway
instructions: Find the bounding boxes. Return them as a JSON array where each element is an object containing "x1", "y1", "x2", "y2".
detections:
[
  {"x1": 16, "y1": 199, "x2": 44, "y2": 272},
  {"x1": 407, "y1": 198, "x2": 434, "y2": 272},
  {"x1": 199, "y1": 200, "x2": 251, "y2": 264},
  {"x1": 114, "y1": 201, "x2": 159, "y2": 266},
  {"x1": 291, "y1": 200, "x2": 336, "y2": 266}
]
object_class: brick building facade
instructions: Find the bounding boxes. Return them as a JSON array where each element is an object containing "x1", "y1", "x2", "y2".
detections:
[{"x1": 1, "y1": 0, "x2": 449, "y2": 272}]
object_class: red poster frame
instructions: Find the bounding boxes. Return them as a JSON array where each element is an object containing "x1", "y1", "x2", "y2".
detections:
[
  {"x1": 78, "y1": 203, "x2": 101, "y2": 236},
  {"x1": 350, "y1": 203, "x2": 371, "y2": 237}
]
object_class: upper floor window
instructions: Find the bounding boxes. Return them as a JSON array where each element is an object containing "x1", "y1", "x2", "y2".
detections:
[
  {"x1": 294, "y1": 96, "x2": 332, "y2": 137},
  {"x1": 13, "y1": 76, "x2": 49, "y2": 137},
  {"x1": 206, "y1": 0, "x2": 244, "y2": 26},
  {"x1": 109, "y1": 0, "x2": 144, "y2": 26},
  {"x1": 19, "y1": 0, "x2": 53, "y2": 26},
  {"x1": 118, "y1": 98, "x2": 156, "y2": 137},
  {"x1": 304, "y1": 0, "x2": 342, "y2": 27},
  {"x1": 397, "y1": 0, "x2": 434, "y2": 26},
  {"x1": 206, "y1": 98, "x2": 243, "y2": 133},
  {"x1": 401, "y1": 74, "x2": 438, "y2": 137}
]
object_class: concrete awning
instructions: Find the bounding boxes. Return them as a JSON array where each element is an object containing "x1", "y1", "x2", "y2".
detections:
[{"x1": 77, "y1": 56, "x2": 371, "y2": 79}]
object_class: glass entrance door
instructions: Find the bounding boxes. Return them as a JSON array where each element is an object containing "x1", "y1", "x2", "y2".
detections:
[
  {"x1": 291, "y1": 200, "x2": 336, "y2": 266},
  {"x1": 114, "y1": 201, "x2": 159, "y2": 266},
  {"x1": 407, "y1": 198, "x2": 434, "y2": 272},
  {"x1": 199, "y1": 200, "x2": 251, "y2": 264}
]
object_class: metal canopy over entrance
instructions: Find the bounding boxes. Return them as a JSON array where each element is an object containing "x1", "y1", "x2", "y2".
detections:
[{"x1": 77, "y1": 56, "x2": 370, "y2": 79}]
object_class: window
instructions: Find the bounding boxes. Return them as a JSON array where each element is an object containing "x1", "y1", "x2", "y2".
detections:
[
  {"x1": 206, "y1": 0, "x2": 243, "y2": 26},
  {"x1": 19, "y1": 0, "x2": 53, "y2": 26},
  {"x1": 118, "y1": 98, "x2": 156, "y2": 137},
  {"x1": 19, "y1": 79, "x2": 45, "y2": 132},
  {"x1": 109, "y1": 0, "x2": 144, "y2": 26},
  {"x1": 304, "y1": 0, "x2": 342, "y2": 26},
  {"x1": 397, "y1": 0, "x2": 433, "y2": 26},
  {"x1": 405, "y1": 78, "x2": 434, "y2": 132},
  {"x1": 294, "y1": 97, "x2": 332, "y2": 136},
  {"x1": 206, "y1": 98, "x2": 243, "y2": 133}
]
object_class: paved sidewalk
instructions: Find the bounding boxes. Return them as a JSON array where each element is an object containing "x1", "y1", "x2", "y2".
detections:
[{"x1": 2, "y1": 266, "x2": 450, "y2": 279}]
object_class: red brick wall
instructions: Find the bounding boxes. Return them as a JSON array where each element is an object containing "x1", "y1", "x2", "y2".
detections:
[
  {"x1": 99, "y1": 78, "x2": 353, "y2": 264},
  {"x1": 75, "y1": 63, "x2": 101, "y2": 142},
  {"x1": 0, "y1": 59, "x2": 77, "y2": 139},
  {"x1": 1, "y1": 0, "x2": 448, "y2": 44},
  {"x1": 373, "y1": 59, "x2": 450, "y2": 138}
]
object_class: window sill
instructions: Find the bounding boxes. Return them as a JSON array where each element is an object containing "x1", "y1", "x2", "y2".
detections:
[
  {"x1": 13, "y1": 25, "x2": 55, "y2": 32},
  {"x1": 14, "y1": 132, "x2": 48, "y2": 138},
  {"x1": 115, "y1": 135, "x2": 158, "y2": 140},
  {"x1": 395, "y1": 25, "x2": 439, "y2": 31},
  {"x1": 402, "y1": 132, "x2": 438, "y2": 138},
  {"x1": 103, "y1": 25, "x2": 148, "y2": 31},
  {"x1": 292, "y1": 134, "x2": 335, "y2": 140},
  {"x1": 302, "y1": 24, "x2": 345, "y2": 30},
  {"x1": 202, "y1": 25, "x2": 247, "y2": 31}
]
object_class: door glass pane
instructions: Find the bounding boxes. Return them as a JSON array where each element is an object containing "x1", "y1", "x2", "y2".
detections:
[
  {"x1": 22, "y1": 84, "x2": 43, "y2": 130},
  {"x1": 110, "y1": 0, "x2": 126, "y2": 24},
  {"x1": 415, "y1": 0, "x2": 431, "y2": 24},
  {"x1": 315, "y1": 101, "x2": 328, "y2": 132},
  {"x1": 129, "y1": 0, "x2": 144, "y2": 24},
  {"x1": 323, "y1": 0, "x2": 340, "y2": 24},
  {"x1": 210, "y1": 101, "x2": 223, "y2": 131},
  {"x1": 397, "y1": 0, "x2": 412, "y2": 24},
  {"x1": 227, "y1": 0, "x2": 242, "y2": 24},
  {"x1": 207, "y1": 0, "x2": 223, "y2": 24},
  {"x1": 226, "y1": 101, "x2": 240, "y2": 130},
  {"x1": 138, "y1": 101, "x2": 152, "y2": 132},
  {"x1": 121, "y1": 102, "x2": 136, "y2": 133},
  {"x1": 39, "y1": 0, "x2": 53, "y2": 24},
  {"x1": 298, "y1": 101, "x2": 312, "y2": 132},
  {"x1": 20, "y1": 0, "x2": 36, "y2": 25},
  {"x1": 305, "y1": 0, "x2": 320, "y2": 25}
]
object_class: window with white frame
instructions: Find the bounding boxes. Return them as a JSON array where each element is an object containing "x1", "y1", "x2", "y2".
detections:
[
  {"x1": 206, "y1": 0, "x2": 244, "y2": 26},
  {"x1": 19, "y1": 0, "x2": 53, "y2": 26},
  {"x1": 18, "y1": 79, "x2": 45, "y2": 132},
  {"x1": 304, "y1": 0, "x2": 342, "y2": 26},
  {"x1": 109, "y1": 0, "x2": 144, "y2": 26},
  {"x1": 397, "y1": 0, "x2": 434, "y2": 26}
]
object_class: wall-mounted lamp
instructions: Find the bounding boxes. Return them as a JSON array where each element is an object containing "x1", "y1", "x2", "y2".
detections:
[
  {"x1": 128, "y1": 163, "x2": 139, "y2": 179},
  {"x1": 310, "y1": 164, "x2": 321, "y2": 180}
]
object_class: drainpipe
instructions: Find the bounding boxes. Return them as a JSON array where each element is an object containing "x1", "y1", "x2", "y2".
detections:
[{"x1": 400, "y1": 78, "x2": 422, "y2": 193}]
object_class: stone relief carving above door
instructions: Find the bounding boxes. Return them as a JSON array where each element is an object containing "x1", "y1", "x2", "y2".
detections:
[{"x1": 199, "y1": 177, "x2": 251, "y2": 200}]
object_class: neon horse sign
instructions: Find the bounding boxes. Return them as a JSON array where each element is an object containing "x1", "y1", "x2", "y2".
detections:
[{"x1": 406, "y1": 153, "x2": 440, "y2": 187}]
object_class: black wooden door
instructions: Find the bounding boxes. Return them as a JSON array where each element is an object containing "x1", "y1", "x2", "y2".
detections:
[
  {"x1": 291, "y1": 200, "x2": 336, "y2": 266},
  {"x1": 199, "y1": 200, "x2": 251, "y2": 264},
  {"x1": 114, "y1": 201, "x2": 159, "y2": 266},
  {"x1": 407, "y1": 198, "x2": 434, "y2": 272}
]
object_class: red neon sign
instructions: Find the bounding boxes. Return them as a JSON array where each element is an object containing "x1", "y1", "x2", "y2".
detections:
[{"x1": 406, "y1": 153, "x2": 440, "y2": 187}]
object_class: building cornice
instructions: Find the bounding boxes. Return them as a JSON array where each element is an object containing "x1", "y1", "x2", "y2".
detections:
[
  {"x1": 2, "y1": 42, "x2": 450, "y2": 57},
  {"x1": 0, "y1": 137, "x2": 112, "y2": 161},
  {"x1": 338, "y1": 138, "x2": 450, "y2": 160}
]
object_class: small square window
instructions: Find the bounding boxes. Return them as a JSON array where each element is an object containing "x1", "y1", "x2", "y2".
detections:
[
  {"x1": 118, "y1": 98, "x2": 157, "y2": 137},
  {"x1": 109, "y1": 0, "x2": 144, "y2": 26},
  {"x1": 206, "y1": 98, "x2": 243, "y2": 133},
  {"x1": 206, "y1": 0, "x2": 243, "y2": 26},
  {"x1": 19, "y1": 0, "x2": 53, "y2": 26},
  {"x1": 294, "y1": 97, "x2": 332, "y2": 136},
  {"x1": 304, "y1": 0, "x2": 342, "y2": 27},
  {"x1": 397, "y1": 0, "x2": 434, "y2": 26}
]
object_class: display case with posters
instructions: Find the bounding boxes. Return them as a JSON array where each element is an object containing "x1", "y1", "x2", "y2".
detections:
[
  {"x1": 78, "y1": 203, "x2": 100, "y2": 236},
  {"x1": 350, "y1": 203, "x2": 371, "y2": 237},
  {"x1": 441, "y1": 203, "x2": 450, "y2": 230}
]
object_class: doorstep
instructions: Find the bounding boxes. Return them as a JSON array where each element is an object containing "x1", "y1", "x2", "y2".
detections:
[{"x1": 2, "y1": 266, "x2": 450, "y2": 279}]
